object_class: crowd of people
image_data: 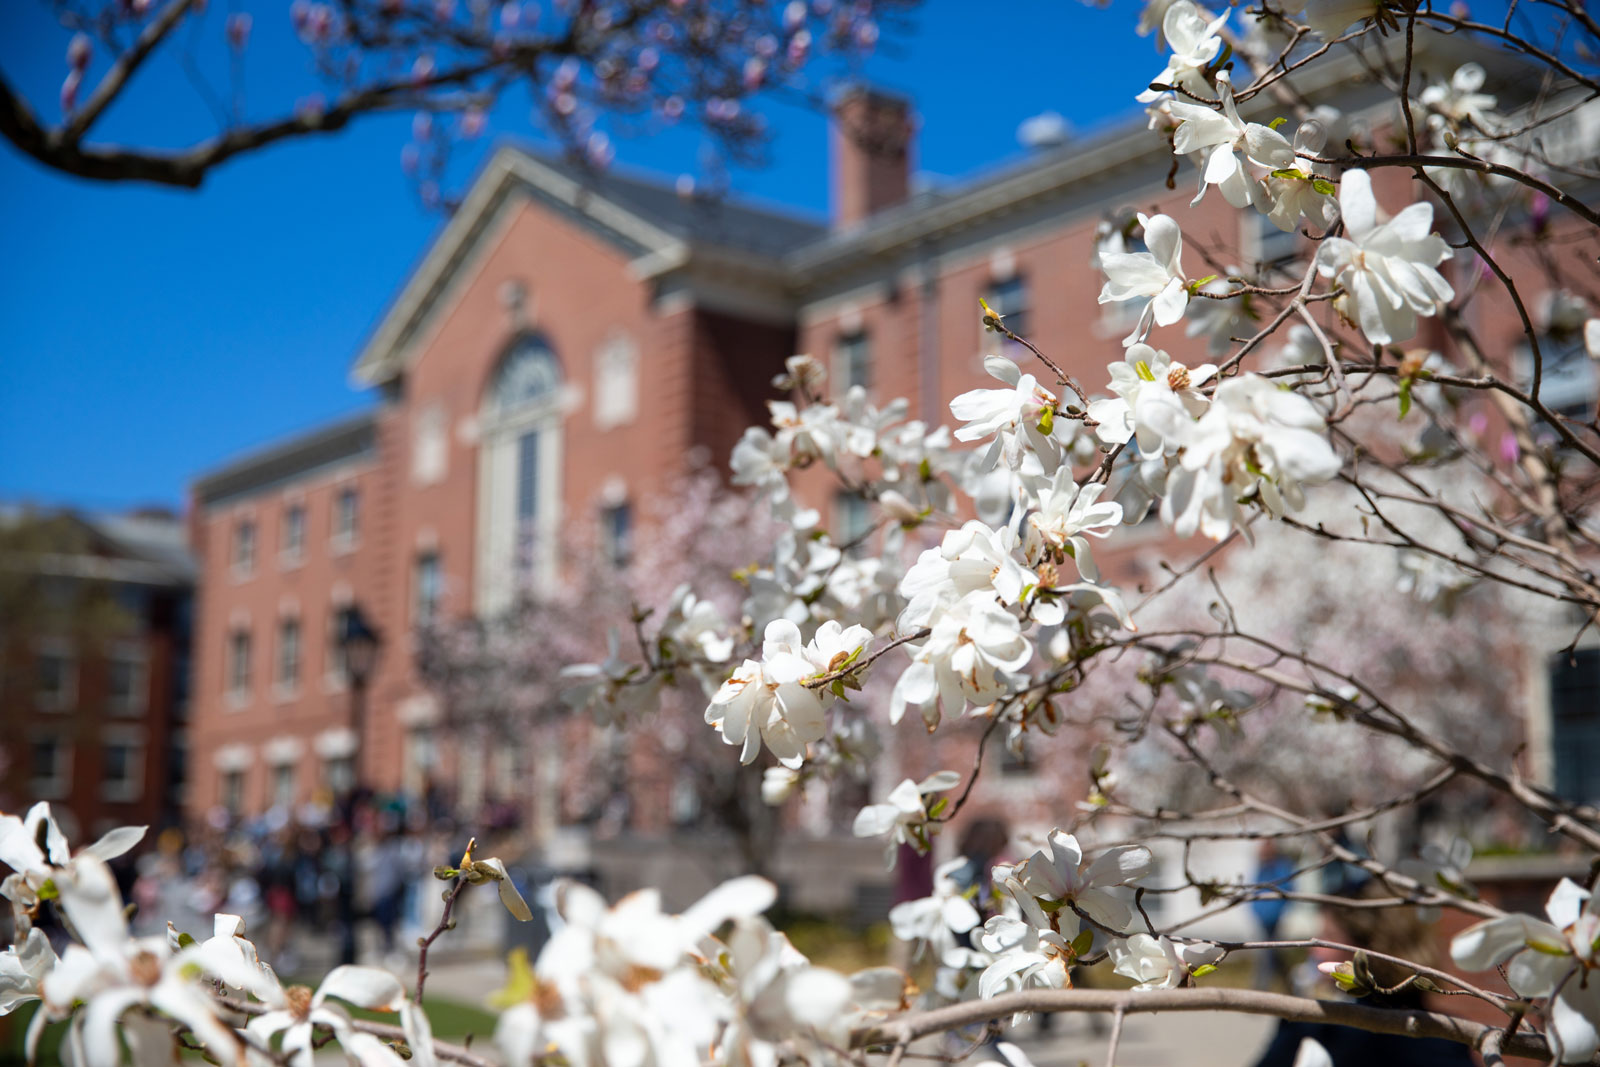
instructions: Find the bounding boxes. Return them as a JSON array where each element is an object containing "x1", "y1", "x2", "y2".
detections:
[{"x1": 117, "y1": 791, "x2": 532, "y2": 976}]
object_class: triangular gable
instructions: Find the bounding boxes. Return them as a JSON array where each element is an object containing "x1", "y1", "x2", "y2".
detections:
[{"x1": 351, "y1": 145, "x2": 687, "y2": 387}]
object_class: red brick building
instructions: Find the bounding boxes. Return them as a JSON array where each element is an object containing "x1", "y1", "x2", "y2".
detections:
[
  {"x1": 0, "y1": 508, "x2": 193, "y2": 842},
  {"x1": 186, "y1": 39, "x2": 1600, "y2": 836}
]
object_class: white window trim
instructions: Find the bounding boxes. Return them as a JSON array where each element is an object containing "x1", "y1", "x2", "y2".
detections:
[
  {"x1": 593, "y1": 333, "x2": 640, "y2": 431},
  {"x1": 231, "y1": 520, "x2": 258, "y2": 582},
  {"x1": 476, "y1": 391, "x2": 566, "y2": 614},
  {"x1": 274, "y1": 617, "x2": 302, "y2": 702},
  {"x1": 331, "y1": 487, "x2": 360, "y2": 555},
  {"x1": 226, "y1": 629, "x2": 253, "y2": 711},
  {"x1": 280, "y1": 503, "x2": 307, "y2": 571}
]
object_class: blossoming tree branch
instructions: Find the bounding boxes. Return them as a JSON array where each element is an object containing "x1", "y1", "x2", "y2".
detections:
[
  {"x1": 1, "y1": 0, "x2": 909, "y2": 199},
  {"x1": 7, "y1": 0, "x2": 1600, "y2": 1064}
]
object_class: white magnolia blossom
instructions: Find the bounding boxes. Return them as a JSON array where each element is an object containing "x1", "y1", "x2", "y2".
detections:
[
  {"x1": 665, "y1": 585, "x2": 736, "y2": 664},
  {"x1": 1295, "y1": 0, "x2": 1382, "y2": 38},
  {"x1": 1419, "y1": 62, "x2": 1498, "y2": 132},
  {"x1": 560, "y1": 630, "x2": 651, "y2": 726},
  {"x1": 1023, "y1": 467, "x2": 1124, "y2": 584},
  {"x1": 890, "y1": 592, "x2": 1034, "y2": 728},
  {"x1": 852, "y1": 771, "x2": 961, "y2": 866},
  {"x1": 0, "y1": 926, "x2": 55, "y2": 1018},
  {"x1": 1263, "y1": 122, "x2": 1338, "y2": 234},
  {"x1": 1316, "y1": 170, "x2": 1455, "y2": 345},
  {"x1": 1275, "y1": 323, "x2": 1327, "y2": 367},
  {"x1": 950, "y1": 355, "x2": 1076, "y2": 472},
  {"x1": 1452, "y1": 877, "x2": 1600, "y2": 1063},
  {"x1": 1167, "y1": 71, "x2": 1295, "y2": 210},
  {"x1": 899, "y1": 520, "x2": 1031, "y2": 627},
  {"x1": 1109, "y1": 933, "x2": 1223, "y2": 989},
  {"x1": 1090, "y1": 343, "x2": 1216, "y2": 456},
  {"x1": 706, "y1": 619, "x2": 829, "y2": 767},
  {"x1": 1584, "y1": 318, "x2": 1600, "y2": 360},
  {"x1": 1396, "y1": 548, "x2": 1476, "y2": 609},
  {"x1": 1165, "y1": 374, "x2": 1342, "y2": 540},
  {"x1": 976, "y1": 906, "x2": 1077, "y2": 1001},
  {"x1": 1137, "y1": 1, "x2": 1227, "y2": 103},
  {"x1": 1011, "y1": 830, "x2": 1154, "y2": 932},
  {"x1": 0, "y1": 801, "x2": 145, "y2": 932},
  {"x1": 244, "y1": 964, "x2": 411, "y2": 1067},
  {"x1": 40, "y1": 856, "x2": 258, "y2": 1067},
  {"x1": 888, "y1": 857, "x2": 982, "y2": 967},
  {"x1": 1097, "y1": 213, "x2": 1189, "y2": 347}
]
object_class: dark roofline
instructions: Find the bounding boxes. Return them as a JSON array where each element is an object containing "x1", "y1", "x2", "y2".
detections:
[{"x1": 193, "y1": 410, "x2": 378, "y2": 507}]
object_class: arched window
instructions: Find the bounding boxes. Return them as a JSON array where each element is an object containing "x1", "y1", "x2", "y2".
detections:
[{"x1": 477, "y1": 333, "x2": 564, "y2": 613}]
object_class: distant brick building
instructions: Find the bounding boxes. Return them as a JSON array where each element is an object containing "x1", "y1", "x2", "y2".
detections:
[
  {"x1": 186, "y1": 38, "x2": 1600, "y2": 843},
  {"x1": 0, "y1": 508, "x2": 193, "y2": 842}
]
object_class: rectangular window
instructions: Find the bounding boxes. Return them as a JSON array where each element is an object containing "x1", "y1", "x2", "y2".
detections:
[
  {"x1": 36, "y1": 647, "x2": 75, "y2": 711},
  {"x1": 324, "y1": 756, "x2": 354, "y2": 794},
  {"x1": 328, "y1": 607, "x2": 354, "y2": 684},
  {"x1": 1254, "y1": 210, "x2": 1303, "y2": 271},
  {"x1": 102, "y1": 733, "x2": 144, "y2": 803},
  {"x1": 334, "y1": 488, "x2": 359, "y2": 547},
  {"x1": 1552, "y1": 648, "x2": 1600, "y2": 805},
  {"x1": 985, "y1": 275, "x2": 1030, "y2": 340},
  {"x1": 516, "y1": 431, "x2": 540, "y2": 576},
  {"x1": 835, "y1": 491, "x2": 873, "y2": 556},
  {"x1": 233, "y1": 520, "x2": 256, "y2": 575},
  {"x1": 31, "y1": 735, "x2": 71, "y2": 800},
  {"x1": 272, "y1": 763, "x2": 296, "y2": 810},
  {"x1": 276, "y1": 618, "x2": 301, "y2": 691},
  {"x1": 220, "y1": 770, "x2": 244, "y2": 815},
  {"x1": 415, "y1": 553, "x2": 441, "y2": 627},
  {"x1": 516, "y1": 432, "x2": 540, "y2": 523},
  {"x1": 282, "y1": 504, "x2": 306, "y2": 563},
  {"x1": 228, "y1": 629, "x2": 252, "y2": 700},
  {"x1": 107, "y1": 650, "x2": 146, "y2": 715},
  {"x1": 602, "y1": 504, "x2": 632, "y2": 568},
  {"x1": 835, "y1": 332, "x2": 871, "y2": 394}
]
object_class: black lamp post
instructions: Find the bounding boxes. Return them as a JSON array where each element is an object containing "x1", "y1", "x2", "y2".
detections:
[
  {"x1": 340, "y1": 603, "x2": 381, "y2": 792},
  {"x1": 336, "y1": 603, "x2": 380, "y2": 965}
]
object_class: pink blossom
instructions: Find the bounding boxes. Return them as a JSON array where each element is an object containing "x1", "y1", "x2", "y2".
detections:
[{"x1": 225, "y1": 12, "x2": 251, "y2": 49}]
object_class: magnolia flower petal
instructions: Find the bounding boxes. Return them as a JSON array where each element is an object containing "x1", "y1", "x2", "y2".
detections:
[
  {"x1": 1450, "y1": 913, "x2": 1560, "y2": 972},
  {"x1": 318, "y1": 965, "x2": 407, "y2": 1011},
  {"x1": 82, "y1": 825, "x2": 147, "y2": 863}
]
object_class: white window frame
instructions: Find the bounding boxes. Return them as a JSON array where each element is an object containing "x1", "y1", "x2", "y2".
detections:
[
  {"x1": 332, "y1": 486, "x2": 360, "y2": 554},
  {"x1": 280, "y1": 503, "x2": 306, "y2": 568},
  {"x1": 232, "y1": 518, "x2": 257, "y2": 580},
  {"x1": 833, "y1": 331, "x2": 872, "y2": 396},
  {"x1": 275, "y1": 616, "x2": 302, "y2": 699},
  {"x1": 271, "y1": 761, "x2": 297, "y2": 810},
  {"x1": 593, "y1": 333, "x2": 640, "y2": 431},
  {"x1": 227, "y1": 628, "x2": 253, "y2": 708},
  {"x1": 477, "y1": 335, "x2": 565, "y2": 614},
  {"x1": 415, "y1": 551, "x2": 442, "y2": 628}
]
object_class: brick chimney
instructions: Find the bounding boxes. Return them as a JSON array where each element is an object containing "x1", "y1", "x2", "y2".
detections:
[{"x1": 830, "y1": 87, "x2": 914, "y2": 230}]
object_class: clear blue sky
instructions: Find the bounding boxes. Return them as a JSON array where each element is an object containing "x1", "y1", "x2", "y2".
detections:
[{"x1": 0, "y1": 0, "x2": 1155, "y2": 511}]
